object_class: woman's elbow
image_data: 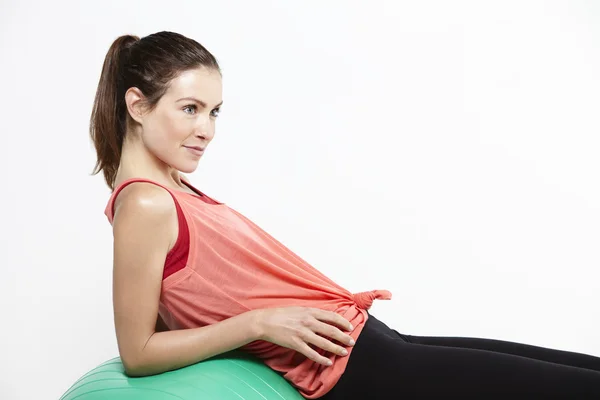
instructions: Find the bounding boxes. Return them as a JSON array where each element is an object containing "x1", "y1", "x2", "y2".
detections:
[{"x1": 121, "y1": 351, "x2": 153, "y2": 377}]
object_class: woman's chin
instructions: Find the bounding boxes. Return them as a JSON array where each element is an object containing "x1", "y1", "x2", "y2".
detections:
[{"x1": 172, "y1": 160, "x2": 200, "y2": 174}]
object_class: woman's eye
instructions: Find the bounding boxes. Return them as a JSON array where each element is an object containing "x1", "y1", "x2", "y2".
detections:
[
  {"x1": 183, "y1": 105, "x2": 219, "y2": 117},
  {"x1": 183, "y1": 105, "x2": 197, "y2": 114}
]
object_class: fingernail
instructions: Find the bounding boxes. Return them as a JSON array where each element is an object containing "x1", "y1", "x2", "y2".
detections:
[
  {"x1": 349, "y1": 339, "x2": 355, "y2": 346},
  {"x1": 349, "y1": 325, "x2": 354, "y2": 331},
  {"x1": 341, "y1": 349, "x2": 348, "y2": 356},
  {"x1": 326, "y1": 360, "x2": 333, "y2": 366}
]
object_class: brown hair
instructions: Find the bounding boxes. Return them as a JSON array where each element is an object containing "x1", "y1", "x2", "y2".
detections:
[{"x1": 89, "y1": 31, "x2": 221, "y2": 189}]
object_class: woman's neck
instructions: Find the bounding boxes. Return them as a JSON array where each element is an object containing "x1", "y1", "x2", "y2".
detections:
[{"x1": 115, "y1": 136, "x2": 183, "y2": 189}]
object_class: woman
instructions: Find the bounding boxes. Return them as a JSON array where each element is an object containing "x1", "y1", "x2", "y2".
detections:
[{"x1": 92, "y1": 31, "x2": 600, "y2": 398}]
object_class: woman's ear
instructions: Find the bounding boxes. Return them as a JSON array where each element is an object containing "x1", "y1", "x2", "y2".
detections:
[{"x1": 124, "y1": 87, "x2": 147, "y2": 124}]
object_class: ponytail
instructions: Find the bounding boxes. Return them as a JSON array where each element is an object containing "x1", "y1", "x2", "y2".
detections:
[{"x1": 89, "y1": 35, "x2": 139, "y2": 190}]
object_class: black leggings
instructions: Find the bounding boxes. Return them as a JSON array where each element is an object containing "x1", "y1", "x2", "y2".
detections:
[{"x1": 321, "y1": 314, "x2": 600, "y2": 399}]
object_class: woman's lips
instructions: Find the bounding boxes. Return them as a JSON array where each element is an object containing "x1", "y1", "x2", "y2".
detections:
[{"x1": 184, "y1": 146, "x2": 205, "y2": 156}]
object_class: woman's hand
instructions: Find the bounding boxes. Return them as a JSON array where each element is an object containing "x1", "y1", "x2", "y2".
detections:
[{"x1": 252, "y1": 307, "x2": 356, "y2": 366}]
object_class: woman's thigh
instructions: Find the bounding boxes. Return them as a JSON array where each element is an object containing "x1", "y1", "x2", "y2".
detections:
[
  {"x1": 322, "y1": 315, "x2": 600, "y2": 399},
  {"x1": 403, "y1": 333, "x2": 600, "y2": 373}
]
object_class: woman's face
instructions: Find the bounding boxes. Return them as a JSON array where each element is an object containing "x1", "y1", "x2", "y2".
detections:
[{"x1": 135, "y1": 67, "x2": 223, "y2": 174}]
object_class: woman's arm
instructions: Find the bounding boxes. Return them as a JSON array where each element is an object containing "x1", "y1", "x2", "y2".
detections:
[{"x1": 111, "y1": 183, "x2": 261, "y2": 377}]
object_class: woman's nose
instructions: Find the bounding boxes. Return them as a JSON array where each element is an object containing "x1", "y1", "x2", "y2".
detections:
[{"x1": 195, "y1": 118, "x2": 214, "y2": 140}]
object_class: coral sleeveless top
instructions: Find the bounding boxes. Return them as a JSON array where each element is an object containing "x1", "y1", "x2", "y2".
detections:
[{"x1": 104, "y1": 178, "x2": 391, "y2": 399}]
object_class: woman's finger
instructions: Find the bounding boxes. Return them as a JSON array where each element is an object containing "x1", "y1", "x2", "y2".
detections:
[
  {"x1": 293, "y1": 339, "x2": 333, "y2": 366},
  {"x1": 311, "y1": 309, "x2": 353, "y2": 332},
  {"x1": 302, "y1": 329, "x2": 348, "y2": 357},
  {"x1": 311, "y1": 320, "x2": 355, "y2": 347}
]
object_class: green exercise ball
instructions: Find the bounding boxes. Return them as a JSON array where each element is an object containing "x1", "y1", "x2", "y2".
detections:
[{"x1": 60, "y1": 351, "x2": 304, "y2": 400}]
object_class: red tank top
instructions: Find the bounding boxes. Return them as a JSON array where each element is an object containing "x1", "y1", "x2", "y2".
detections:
[{"x1": 105, "y1": 178, "x2": 391, "y2": 399}]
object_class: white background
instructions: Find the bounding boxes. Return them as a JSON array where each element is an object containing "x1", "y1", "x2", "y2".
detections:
[{"x1": 1, "y1": 1, "x2": 599, "y2": 399}]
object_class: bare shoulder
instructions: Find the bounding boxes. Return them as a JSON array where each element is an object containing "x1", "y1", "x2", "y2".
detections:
[
  {"x1": 113, "y1": 182, "x2": 176, "y2": 223},
  {"x1": 111, "y1": 182, "x2": 178, "y2": 250}
]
